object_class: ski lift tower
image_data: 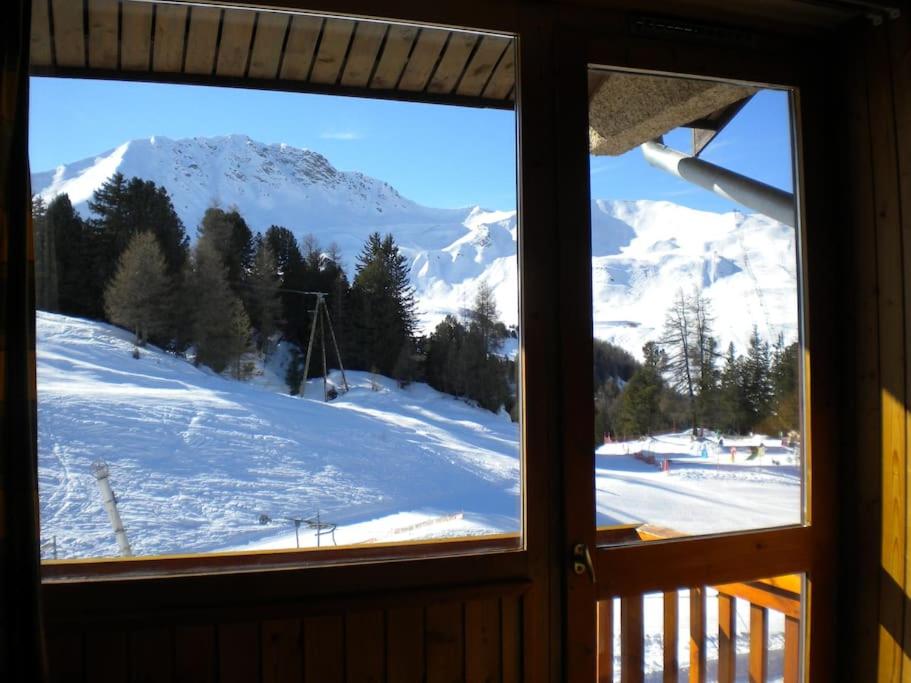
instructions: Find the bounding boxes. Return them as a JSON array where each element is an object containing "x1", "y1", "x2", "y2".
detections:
[{"x1": 301, "y1": 291, "x2": 349, "y2": 400}]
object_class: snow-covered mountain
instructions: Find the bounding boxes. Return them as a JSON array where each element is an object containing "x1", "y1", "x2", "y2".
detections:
[{"x1": 31, "y1": 135, "x2": 798, "y2": 356}]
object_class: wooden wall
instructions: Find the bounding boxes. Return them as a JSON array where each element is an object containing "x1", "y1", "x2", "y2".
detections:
[
  {"x1": 839, "y1": 11, "x2": 911, "y2": 683},
  {"x1": 45, "y1": 593, "x2": 523, "y2": 682}
]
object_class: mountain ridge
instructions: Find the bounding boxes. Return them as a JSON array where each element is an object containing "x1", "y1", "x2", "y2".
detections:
[{"x1": 30, "y1": 134, "x2": 798, "y2": 357}]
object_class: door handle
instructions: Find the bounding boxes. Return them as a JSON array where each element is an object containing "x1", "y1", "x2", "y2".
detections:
[{"x1": 572, "y1": 543, "x2": 597, "y2": 583}]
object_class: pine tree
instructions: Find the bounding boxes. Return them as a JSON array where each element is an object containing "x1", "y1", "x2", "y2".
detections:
[
  {"x1": 32, "y1": 196, "x2": 59, "y2": 312},
  {"x1": 245, "y1": 239, "x2": 282, "y2": 349},
  {"x1": 197, "y1": 207, "x2": 254, "y2": 292},
  {"x1": 349, "y1": 233, "x2": 416, "y2": 376},
  {"x1": 45, "y1": 193, "x2": 97, "y2": 317},
  {"x1": 660, "y1": 289, "x2": 697, "y2": 432},
  {"x1": 103, "y1": 232, "x2": 172, "y2": 345},
  {"x1": 742, "y1": 326, "x2": 774, "y2": 430},
  {"x1": 190, "y1": 239, "x2": 252, "y2": 374},
  {"x1": 615, "y1": 342, "x2": 666, "y2": 438}
]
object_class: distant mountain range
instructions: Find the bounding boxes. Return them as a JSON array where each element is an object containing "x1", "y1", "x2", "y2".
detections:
[{"x1": 31, "y1": 134, "x2": 798, "y2": 356}]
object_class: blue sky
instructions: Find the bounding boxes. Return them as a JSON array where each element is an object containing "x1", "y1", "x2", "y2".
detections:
[{"x1": 29, "y1": 77, "x2": 793, "y2": 213}]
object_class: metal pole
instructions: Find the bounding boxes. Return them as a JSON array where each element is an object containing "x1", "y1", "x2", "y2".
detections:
[
  {"x1": 640, "y1": 140, "x2": 796, "y2": 227},
  {"x1": 320, "y1": 303, "x2": 329, "y2": 402},
  {"x1": 322, "y1": 298, "x2": 349, "y2": 393},
  {"x1": 301, "y1": 295, "x2": 321, "y2": 397}
]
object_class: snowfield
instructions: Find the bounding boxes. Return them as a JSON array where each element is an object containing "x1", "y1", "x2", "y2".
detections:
[{"x1": 38, "y1": 312, "x2": 801, "y2": 560}]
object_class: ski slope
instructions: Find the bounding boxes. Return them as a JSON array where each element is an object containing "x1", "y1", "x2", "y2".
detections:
[{"x1": 37, "y1": 312, "x2": 800, "y2": 560}]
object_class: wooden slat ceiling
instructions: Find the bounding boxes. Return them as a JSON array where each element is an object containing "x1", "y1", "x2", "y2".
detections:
[{"x1": 30, "y1": 0, "x2": 516, "y2": 110}]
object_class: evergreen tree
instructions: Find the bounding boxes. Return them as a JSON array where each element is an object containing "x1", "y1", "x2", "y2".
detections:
[
  {"x1": 718, "y1": 342, "x2": 747, "y2": 434},
  {"x1": 245, "y1": 239, "x2": 282, "y2": 349},
  {"x1": 32, "y1": 196, "x2": 58, "y2": 312},
  {"x1": 197, "y1": 207, "x2": 254, "y2": 292},
  {"x1": 349, "y1": 233, "x2": 416, "y2": 376},
  {"x1": 189, "y1": 239, "x2": 252, "y2": 374},
  {"x1": 742, "y1": 326, "x2": 774, "y2": 430},
  {"x1": 615, "y1": 342, "x2": 666, "y2": 438},
  {"x1": 103, "y1": 232, "x2": 171, "y2": 345},
  {"x1": 46, "y1": 193, "x2": 98, "y2": 317}
]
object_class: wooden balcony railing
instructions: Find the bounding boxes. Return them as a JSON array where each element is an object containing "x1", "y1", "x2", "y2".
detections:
[{"x1": 596, "y1": 525, "x2": 802, "y2": 683}]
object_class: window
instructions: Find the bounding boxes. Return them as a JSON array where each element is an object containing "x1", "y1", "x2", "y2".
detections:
[{"x1": 31, "y1": 3, "x2": 522, "y2": 565}]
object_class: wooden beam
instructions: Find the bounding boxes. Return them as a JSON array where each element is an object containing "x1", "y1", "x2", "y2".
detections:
[
  {"x1": 620, "y1": 595, "x2": 643, "y2": 683},
  {"x1": 456, "y1": 35, "x2": 509, "y2": 97},
  {"x1": 87, "y1": 0, "x2": 119, "y2": 69},
  {"x1": 51, "y1": 0, "x2": 86, "y2": 67},
  {"x1": 370, "y1": 24, "x2": 417, "y2": 90},
  {"x1": 397, "y1": 28, "x2": 448, "y2": 92},
  {"x1": 427, "y1": 32, "x2": 478, "y2": 94},
  {"x1": 717, "y1": 592, "x2": 736, "y2": 683},
  {"x1": 183, "y1": 7, "x2": 221, "y2": 76},
  {"x1": 783, "y1": 616, "x2": 800, "y2": 683},
  {"x1": 215, "y1": 9, "x2": 256, "y2": 78},
  {"x1": 309, "y1": 18, "x2": 355, "y2": 85},
  {"x1": 711, "y1": 581, "x2": 800, "y2": 620},
  {"x1": 247, "y1": 11, "x2": 289, "y2": 80},
  {"x1": 120, "y1": 0, "x2": 153, "y2": 71},
  {"x1": 340, "y1": 21, "x2": 386, "y2": 88},
  {"x1": 749, "y1": 604, "x2": 768, "y2": 683},
  {"x1": 482, "y1": 41, "x2": 514, "y2": 100},
  {"x1": 689, "y1": 587, "x2": 706, "y2": 683},
  {"x1": 152, "y1": 4, "x2": 188, "y2": 73},
  {"x1": 279, "y1": 14, "x2": 322, "y2": 81},
  {"x1": 597, "y1": 599, "x2": 613, "y2": 682},
  {"x1": 30, "y1": 0, "x2": 53, "y2": 67},
  {"x1": 662, "y1": 592, "x2": 678, "y2": 683}
]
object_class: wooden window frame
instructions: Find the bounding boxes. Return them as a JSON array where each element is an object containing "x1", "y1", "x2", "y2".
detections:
[{"x1": 32, "y1": 1, "x2": 838, "y2": 679}]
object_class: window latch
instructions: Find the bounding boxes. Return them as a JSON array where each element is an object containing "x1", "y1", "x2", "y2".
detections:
[{"x1": 572, "y1": 543, "x2": 597, "y2": 583}]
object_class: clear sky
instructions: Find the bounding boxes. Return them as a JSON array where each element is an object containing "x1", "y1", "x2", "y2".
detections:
[{"x1": 29, "y1": 77, "x2": 793, "y2": 214}]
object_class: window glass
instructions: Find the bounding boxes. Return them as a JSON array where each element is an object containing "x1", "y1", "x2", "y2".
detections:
[
  {"x1": 31, "y1": 8, "x2": 520, "y2": 561},
  {"x1": 588, "y1": 68, "x2": 804, "y2": 542}
]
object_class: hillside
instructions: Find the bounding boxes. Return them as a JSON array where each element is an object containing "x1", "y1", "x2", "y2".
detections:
[{"x1": 31, "y1": 135, "x2": 798, "y2": 358}]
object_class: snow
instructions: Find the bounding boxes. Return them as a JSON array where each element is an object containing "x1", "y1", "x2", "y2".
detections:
[{"x1": 30, "y1": 136, "x2": 798, "y2": 360}]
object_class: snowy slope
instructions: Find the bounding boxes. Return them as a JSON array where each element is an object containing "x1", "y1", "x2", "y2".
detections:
[{"x1": 31, "y1": 136, "x2": 798, "y2": 357}]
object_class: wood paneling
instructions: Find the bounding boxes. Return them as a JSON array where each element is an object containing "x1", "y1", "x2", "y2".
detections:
[
  {"x1": 303, "y1": 616, "x2": 344, "y2": 683},
  {"x1": 425, "y1": 602, "x2": 465, "y2": 683},
  {"x1": 310, "y1": 18, "x2": 355, "y2": 85},
  {"x1": 130, "y1": 627, "x2": 174, "y2": 683},
  {"x1": 345, "y1": 610, "x2": 384, "y2": 682},
  {"x1": 465, "y1": 598, "x2": 501, "y2": 682},
  {"x1": 119, "y1": 1, "x2": 153, "y2": 71},
  {"x1": 174, "y1": 625, "x2": 216, "y2": 683},
  {"x1": 386, "y1": 606, "x2": 424, "y2": 682},
  {"x1": 51, "y1": 0, "x2": 85, "y2": 67},
  {"x1": 457, "y1": 35, "x2": 510, "y2": 97},
  {"x1": 183, "y1": 7, "x2": 222, "y2": 76},
  {"x1": 340, "y1": 22, "x2": 386, "y2": 88},
  {"x1": 279, "y1": 15, "x2": 322, "y2": 81},
  {"x1": 218, "y1": 622, "x2": 260, "y2": 683},
  {"x1": 247, "y1": 11, "x2": 290, "y2": 80},
  {"x1": 215, "y1": 9, "x2": 256, "y2": 78},
  {"x1": 152, "y1": 4, "x2": 187, "y2": 73},
  {"x1": 30, "y1": 0, "x2": 53, "y2": 67},
  {"x1": 88, "y1": 0, "x2": 119, "y2": 69},
  {"x1": 427, "y1": 32, "x2": 479, "y2": 94},
  {"x1": 370, "y1": 24, "x2": 418, "y2": 90},
  {"x1": 397, "y1": 29, "x2": 448, "y2": 92},
  {"x1": 261, "y1": 619, "x2": 302, "y2": 683},
  {"x1": 482, "y1": 42, "x2": 515, "y2": 100}
]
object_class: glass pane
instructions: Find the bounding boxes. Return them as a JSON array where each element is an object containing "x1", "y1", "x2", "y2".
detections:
[
  {"x1": 32, "y1": 8, "x2": 520, "y2": 562},
  {"x1": 589, "y1": 68, "x2": 804, "y2": 542},
  {"x1": 599, "y1": 574, "x2": 804, "y2": 681}
]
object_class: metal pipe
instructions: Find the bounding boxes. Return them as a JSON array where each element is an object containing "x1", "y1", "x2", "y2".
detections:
[{"x1": 640, "y1": 140, "x2": 796, "y2": 227}]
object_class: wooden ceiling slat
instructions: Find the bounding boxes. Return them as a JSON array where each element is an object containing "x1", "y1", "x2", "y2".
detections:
[
  {"x1": 30, "y1": 0, "x2": 53, "y2": 67},
  {"x1": 183, "y1": 7, "x2": 220, "y2": 75},
  {"x1": 279, "y1": 14, "x2": 323, "y2": 81},
  {"x1": 481, "y1": 41, "x2": 515, "y2": 100},
  {"x1": 152, "y1": 4, "x2": 188, "y2": 73},
  {"x1": 51, "y1": 0, "x2": 86, "y2": 67},
  {"x1": 456, "y1": 35, "x2": 510, "y2": 97},
  {"x1": 215, "y1": 9, "x2": 256, "y2": 78},
  {"x1": 340, "y1": 21, "x2": 386, "y2": 88},
  {"x1": 397, "y1": 28, "x2": 448, "y2": 92},
  {"x1": 247, "y1": 11, "x2": 289, "y2": 80},
  {"x1": 310, "y1": 18, "x2": 356, "y2": 85},
  {"x1": 427, "y1": 32, "x2": 478, "y2": 95},
  {"x1": 369, "y1": 24, "x2": 418, "y2": 90},
  {"x1": 88, "y1": 0, "x2": 119, "y2": 69},
  {"x1": 120, "y1": 0, "x2": 152, "y2": 71}
]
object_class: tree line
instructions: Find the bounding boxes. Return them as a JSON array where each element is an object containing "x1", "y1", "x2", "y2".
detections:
[
  {"x1": 33, "y1": 173, "x2": 515, "y2": 414},
  {"x1": 595, "y1": 288, "x2": 800, "y2": 443}
]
